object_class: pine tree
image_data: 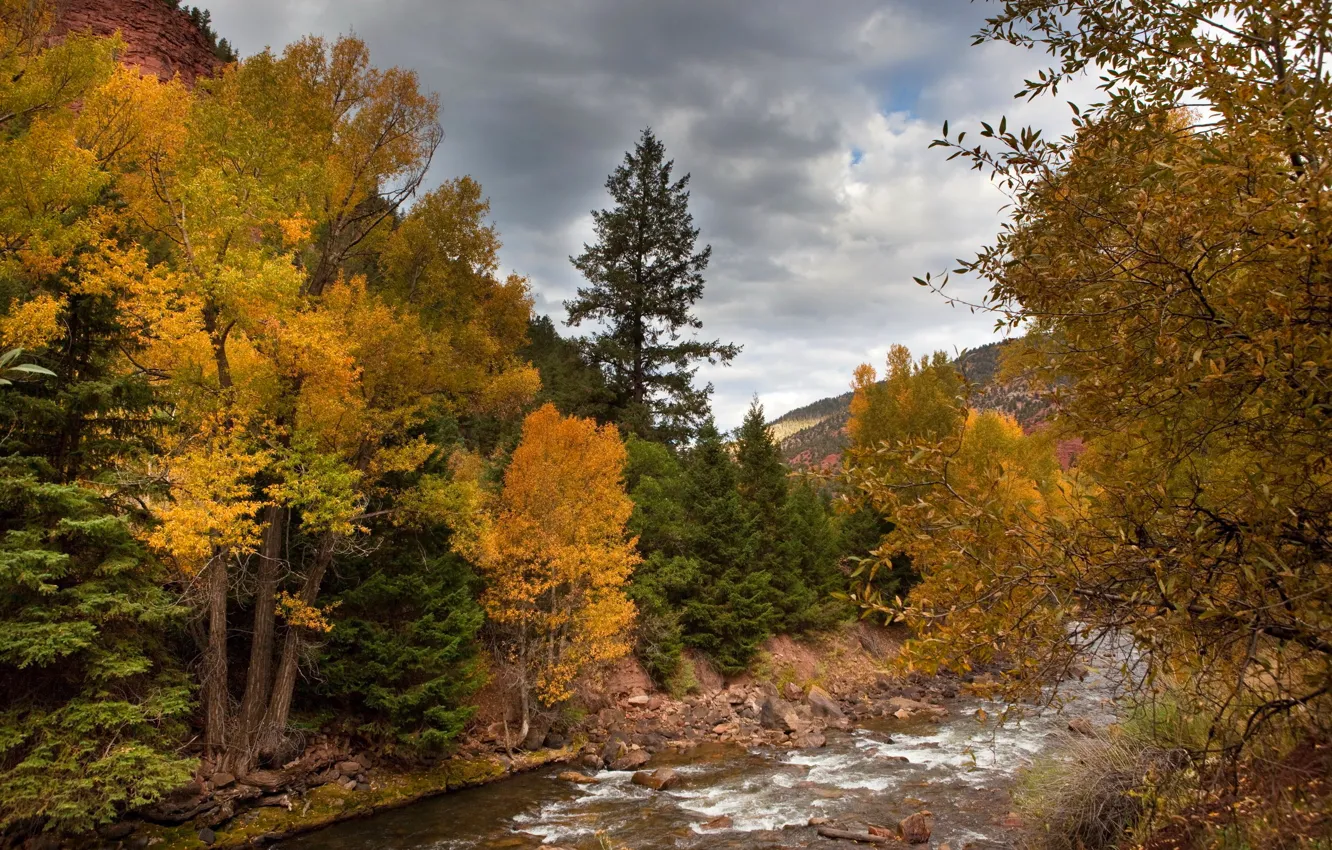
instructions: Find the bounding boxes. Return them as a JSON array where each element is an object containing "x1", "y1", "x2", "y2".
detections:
[
  {"x1": 678, "y1": 420, "x2": 772, "y2": 675},
  {"x1": 566, "y1": 128, "x2": 739, "y2": 444}
]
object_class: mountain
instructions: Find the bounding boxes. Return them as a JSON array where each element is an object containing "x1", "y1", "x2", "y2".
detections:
[
  {"x1": 50, "y1": 0, "x2": 224, "y2": 86},
  {"x1": 770, "y1": 339, "x2": 1055, "y2": 469}
]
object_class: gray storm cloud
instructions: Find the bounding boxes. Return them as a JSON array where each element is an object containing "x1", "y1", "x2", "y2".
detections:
[{"x1": 204, "y1": 0, "x2": 1088, "y2": 428}]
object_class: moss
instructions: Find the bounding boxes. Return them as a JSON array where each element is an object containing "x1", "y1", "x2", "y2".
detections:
[{"x1": 129, "y1": 746, "x2": 576, "y2": 848}]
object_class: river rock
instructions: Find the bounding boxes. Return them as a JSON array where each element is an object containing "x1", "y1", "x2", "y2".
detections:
[
  {"x1": 631, "y1": 768, "x2": 679, "y2": 790},
  {"x1": 559, "y1": 771, "x2": 599, "y2": 784},
  {"x1": 600, "y1": 736, "x2": 627, "y2": 766},
  {"x1": 791, "y1": 729, "x2": 826, "y2": 748},
  {"x1": 806, "y1": 685, "x2": 846, "y2": 721},
  {"x1": 887, "y1": 696, "x2": 948, "y2": 720},
  {"x1": 342, "y1": 778, "x2": 358, "y2": 791},
  {"x1": 336, "y1": 760, "x2": 363, "y2": 775},
  {"x1": 1068, "y1": 717, "x2": 1096, "y2": 737},
  {"x1": 198, "y1": 827, "x2": 216, "y2": 845},
  {"x1": 760, "y1": 694, "x2": 800, "y2": 732},
  {"x1": 610, "y1": 749, "x2": 650, "y2": 771},
  {"x1": 899, "y1": 812, "x2": 932, "y2": 844},
  {"x1": 700, "y1": 815, "x2": 733, "y2": 830}
]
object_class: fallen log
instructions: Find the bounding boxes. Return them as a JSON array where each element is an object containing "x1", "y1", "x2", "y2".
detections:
[{"x1": 816, "y1": 826, "x2": 897, "y2": 845}]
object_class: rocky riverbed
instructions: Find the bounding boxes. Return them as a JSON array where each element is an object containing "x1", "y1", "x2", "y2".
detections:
[{"x1": 275, "y1": 664, "x2": 1118, "y2": 850}]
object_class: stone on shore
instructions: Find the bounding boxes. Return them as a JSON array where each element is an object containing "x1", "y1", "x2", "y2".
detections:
[
  {"x1": 899, "y1": 812, "x2": 932, "y2": 844},
  {"x1": 631, "y1": 768, "x2": 679, "y2": 790}
]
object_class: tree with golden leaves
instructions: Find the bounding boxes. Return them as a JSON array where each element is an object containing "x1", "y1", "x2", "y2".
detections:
[
  {"x1": 889, "y1": 0, "x2": 1332, "y2": 778},
  {"x1": 455, "y1": 404, "x2": 638, "y2": 742}
]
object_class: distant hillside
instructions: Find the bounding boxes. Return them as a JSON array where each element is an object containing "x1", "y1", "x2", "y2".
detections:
[{"x1": 772, "y1": 339, "x2": 1052, "y2": 469}]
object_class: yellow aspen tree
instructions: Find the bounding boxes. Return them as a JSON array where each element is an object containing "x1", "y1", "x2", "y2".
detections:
[{"x1": 458, "y1": 404, "x2": 638, "y2": 742}]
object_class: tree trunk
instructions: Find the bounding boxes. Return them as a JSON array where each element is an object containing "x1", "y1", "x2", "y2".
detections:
[
  {"x1": 223, "y1": 506, "x2": 285, "y2": 773},
  {"x1": 258, "y1": 533, "x2": 336, "y2": 759},
  {"x1": 202, "y1": 551, "x2": 230, "y2": 759}
]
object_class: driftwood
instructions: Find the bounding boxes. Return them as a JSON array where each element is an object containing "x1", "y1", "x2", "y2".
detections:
[{"x1": 816, "y1": 826, "x2": 898, "y2": 845}]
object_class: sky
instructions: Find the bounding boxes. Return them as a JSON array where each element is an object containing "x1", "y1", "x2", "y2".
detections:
[{"x1": 204, "y1": 0, "x2": 1090, "y2": 429}]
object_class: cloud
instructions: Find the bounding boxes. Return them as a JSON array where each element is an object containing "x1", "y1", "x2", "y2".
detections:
[{"x1": 205, "y1": 0, "x2": 1089, "y2": 428}]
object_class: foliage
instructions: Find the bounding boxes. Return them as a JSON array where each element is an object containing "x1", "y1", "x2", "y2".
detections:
[
  {"x1": 457, "y1": 404, "x2": 638, "y2": 724},
  {"x1": 865, "y1": 0, "x2": 1332, "y2": 815},
  {"x1": 316, "y1": 529, "x2": 485, "y2": 755},
  {"x1": 0, "y1": 467, "x2": 193, "y2": 835},
  {"x1": 566, "y1": 128, "x2": 739, "y2": 444}
]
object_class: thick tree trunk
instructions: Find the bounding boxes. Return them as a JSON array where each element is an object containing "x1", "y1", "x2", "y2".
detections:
[
  {"x1": 202, "y1": 551, "x2": 230, "y2": 758},
  {"x1": 223, "y1": 506, "x2": 285, "y2": 773},
  {"x1": 258, "y1": 533, "x2": 336, "y2": 759}
]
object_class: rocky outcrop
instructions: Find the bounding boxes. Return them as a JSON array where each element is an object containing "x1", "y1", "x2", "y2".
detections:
[{"x1": 50, "y1": 0, "x2": 222, "y2": 86}]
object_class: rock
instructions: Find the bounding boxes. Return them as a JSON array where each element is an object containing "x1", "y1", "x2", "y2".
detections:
[
  {"x1": 899, "y1": 812, "x2": 932, "y2": 844},
  {"x1": 558, "y1": 771, "x2": 600, "y2": 784},
  {"x1": 998, "y1": 811, "x2": 1025, "y2": 828},
  {"x1": 335, "y1": 760, "x2": 362, "y2": 775},
  {"x1": 783, "y1": 682, "x2": 804, "y2": 701},
  {"x1": 869, "y1": 825, "x2": 894, "y2": 837},
  {"x1": 1068, "y1": 717, "x2": 1096, "y2": 737},
  {"x1": 808, "y1": 816, "x2": 831, "y2": 826},
  {"x1": 522, "y1": 715, "x2": 553, "y2": 750},
  {"x1": 51, "y1": 0, "x2": 222, "y2": 88},
  {"x1": 626, "y1": 694, "x2": 652, "y2": 707},
  {"x1": 700, "y1": 815, "x2": 733, "y2": 830},
  {"x1": 354, "y1": 753, "x2": 374, "y2": 769},
  {"x1": 600, "y1": 736, "x2": 627, "y2": 766},
  {"x1": 887, "y1": 696, "x2": 948, "y2": 720},
  {"x1": 1068, "y1": 663, "x2": 1089, "y2": 681},
  {"x1": 759, "y1": 694, "x2": 800, "y2": 732},
  {"x1": 579, "y1": 753, "x2": 602, "y2": 769},
  {"x1": 609, "y1": 749, "x2": 650, "y2": 771},
  {"x1": 791, "y1": 729, "x2": 827, "y2": 748},
  {"x1": 806, "y1": 685, "x2": 846, "y2": 721},
  {"x1": 342, "y1": 778, "x2": 358, "y2": 791},
  {"x1": 544, "y1": 730, "x2": 569, "y2": 749},
  {"x1": 208, "y1": 771, "x2": 236, "y2": 789},
  {"x1": 355, "y1": 782, "x2": 371, "y2": 792},
  {"x1": 98, "y1": 821, "x2": 137, "y2": 840},
  {"x1": 631, "y1": 768, "x2": 679, "y2": 790},
  {"x1": 197, "y1": 827, "x2": 217, "y2": 845}
]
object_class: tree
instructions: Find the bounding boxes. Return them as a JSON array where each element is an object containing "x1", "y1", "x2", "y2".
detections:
[
  {"x1": 84, "y1": 35, "x2": 535, "y2": 774},
  {"x1": 521, "y1": 314, "x2": 615, "y2": 422},
  {"x1": 897, "y1": 0, "x2": 1332, "y2": 767},
  {"x1": 456, "y1": 404, "x2": 638, "y2": 741},
  {"x1": 678, "y1": 420, "x2": 772, "y2": 675},
  {"x1": 566, "y1": 128, "x2": 739, "y2": 444}
]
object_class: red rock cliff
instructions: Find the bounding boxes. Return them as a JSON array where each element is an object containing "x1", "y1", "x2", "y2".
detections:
[{"x1": 51, "y1": 0, "x2": 221, "y2": 86}]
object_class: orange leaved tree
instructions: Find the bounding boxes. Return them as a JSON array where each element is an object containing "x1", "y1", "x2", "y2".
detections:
[{"x1": 456, "y1": 403, "x2": 638, "y2": 742}]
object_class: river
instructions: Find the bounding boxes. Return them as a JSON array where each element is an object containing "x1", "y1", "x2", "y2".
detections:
[{"x1": 279, "y1": 669, "x2": 1118, "y2": 850}]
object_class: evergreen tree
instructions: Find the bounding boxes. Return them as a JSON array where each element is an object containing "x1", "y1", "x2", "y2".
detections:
[
  {"x1": 566, "y1": 128, "x2": 739, "y2": 444},
  {"x1": 521, "y1": 314, "x2": 615, "y2": 423},
  {"x1": 315, "y1": 527, "x2": 485, "y2": 755},
  {"x1": 678, "y1": 420, "x2": 772, "y2": 675}
]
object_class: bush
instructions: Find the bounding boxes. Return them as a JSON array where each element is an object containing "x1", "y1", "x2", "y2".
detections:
[{"x1": 1018, "y1": 732, "x2": 1188, "y2": 850}]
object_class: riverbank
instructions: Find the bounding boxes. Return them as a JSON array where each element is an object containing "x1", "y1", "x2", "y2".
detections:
[{"x1": 91, "y1": 623, "x2": 983, "y2": 849}]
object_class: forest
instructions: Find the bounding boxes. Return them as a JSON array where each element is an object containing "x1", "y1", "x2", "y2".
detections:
[{"x1": 1, "y1": 0, "x2": 1330, "y2": 849}]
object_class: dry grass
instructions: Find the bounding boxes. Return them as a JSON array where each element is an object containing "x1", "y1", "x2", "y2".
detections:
[{"x1": 1018, "y1": 732, "x2": 1188, "y2": 850}]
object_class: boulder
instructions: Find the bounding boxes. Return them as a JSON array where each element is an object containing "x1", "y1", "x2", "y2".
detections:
[
  {"x1": 791, "y1": 729, "x2": 827, "y2": 748},
  {"x1": 341, "y1": 778, "x2": 358, "y2": 791},
  {"x1": 600, "y1": 736, "x2": 627, "y2": 766},
  {"x1": 700, "y1": 815, "x2": 733, "y2": 830},
  {"x1": 625, "y1": 694, "x2": 652, "y2": 707},
  {"x1": 544, "y1": 730, "x2": 569, "y2": 749},
  {"x1": 522, "y1": 715, "x2": 553, "y2": 750},
  {"x1": 631, "y1": 768, "x2": 679, "y2": 790},
  {"x1": 806, "y1": 685, "x2": 846, "y2": 721},
  {"x1": 558, "y1": 771, "x2": 600, "y2": 784},
  {"x1": 335, "y1": 761, "x2": 363, "y2": 776},
  {"x1": 899, "y1": 812, "x2": 932, "y2": 844},
  {"x1": 759, "y1": 695, "x2": 800, "y2": 733},
  {"x1": 782, "y1": 682, "x2": 804, "y2": 701},
  {"x1": 198, "y1": 827, "x2": 217, "y2": 846},
  {"x1": 609, "y1": 749, "x2": 650, "y2": 771}
]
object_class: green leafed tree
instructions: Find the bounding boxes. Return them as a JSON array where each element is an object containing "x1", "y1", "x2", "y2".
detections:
[{"x1": 566, "y1": 128, "x2": 739, "y2": 444}]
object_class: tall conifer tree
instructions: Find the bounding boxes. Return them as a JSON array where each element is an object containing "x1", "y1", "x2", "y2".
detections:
[{"x1": 566, "y1": 128, "x2": 739, "y2": 444}]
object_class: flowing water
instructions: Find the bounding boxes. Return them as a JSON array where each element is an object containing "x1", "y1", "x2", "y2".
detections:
[{"x1": 280, "y1": 670, "x2": 1119, "y2": 850}]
